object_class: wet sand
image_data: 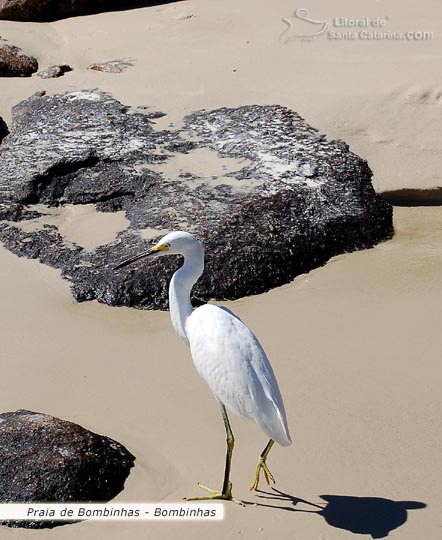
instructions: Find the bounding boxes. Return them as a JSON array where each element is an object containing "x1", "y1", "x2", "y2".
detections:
[
  {"x1": 0, "y1": 1, "x2": 441, "y2": 194},
  {"x1": 13, "y1": 204, "x2": 129, "y2": 251},
  {"x1": 0, "y1": 207, "x2": 441, "y2": 540},
  {"x1": 0, "y1": 1, "x2": 441, "y2": 539}
]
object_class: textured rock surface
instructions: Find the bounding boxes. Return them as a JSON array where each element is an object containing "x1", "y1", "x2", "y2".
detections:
[
  {"x1": 0, "y1": 409, "x2": 135, "y2": 529},
  {"x1": 0, "y1": 42, "x2": 38, "y2": 77},
  {"x1": 37, "y1": 64, "x2": 72, "y2": 78},
  {"x1": 0, "y1": 1, "x2": 175, "y2": 22},
  {"x1": 0, "y1": 90, "x2": 393, "y2": 309},
  {"x1": 89, "y1": 59, "x2": 133, "y2": 73}
]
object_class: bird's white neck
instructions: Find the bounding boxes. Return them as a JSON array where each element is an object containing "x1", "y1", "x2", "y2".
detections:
[{"x1": 169, "y1": 244, "x2": 204, "y2": 346}]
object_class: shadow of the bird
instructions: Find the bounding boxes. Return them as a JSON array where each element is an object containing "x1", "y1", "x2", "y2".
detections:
[{"x1": 253, "y1": 488, "x2": 426, "y2": 538}]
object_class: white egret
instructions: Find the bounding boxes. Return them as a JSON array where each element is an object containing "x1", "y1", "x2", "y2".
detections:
[{"x1": 115, "y1": 231, "x2": 291, "y2": 501}]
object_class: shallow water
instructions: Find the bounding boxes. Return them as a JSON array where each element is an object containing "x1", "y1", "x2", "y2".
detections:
[{"x1": 14, "y1": 204, "x2": 129, "y2": 251}]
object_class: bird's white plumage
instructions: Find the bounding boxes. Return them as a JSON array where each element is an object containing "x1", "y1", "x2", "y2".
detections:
[
  {"x1": 186, "y1": 304, "x2": 291, "y2": 446},
  {"x1": 116, "y1": 230, "x2": 292, "y2": 496},
  {"x1": 133, "y1": 230, "x2": 291, "y2": 449}
]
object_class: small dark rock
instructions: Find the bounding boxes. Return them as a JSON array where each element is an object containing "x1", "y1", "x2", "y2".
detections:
[
  {"x1": 37, "y1": 64, "x2": 72, "y2": 79},
  {"x1": 0, "y1": 115, "x2": 8, "y2": 142},
  {"x1": 380, "y1": 187, "x2": 442, "y2": 206},
  {"x1": 0, "y1": 409, "x2": 135, "y2": 529},
  {"x1": 0, "y1": 43, "x2": 38, "y2": 77}
]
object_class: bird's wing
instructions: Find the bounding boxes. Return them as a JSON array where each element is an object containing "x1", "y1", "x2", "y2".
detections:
[{"x1": 186, "y1": 304, "x2": 291, "y2": 446}]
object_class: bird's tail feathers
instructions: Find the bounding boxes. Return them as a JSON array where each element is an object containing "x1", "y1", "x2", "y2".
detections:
[{"x1": 254, "y1": 395, "x2": 292, "y2": 447}]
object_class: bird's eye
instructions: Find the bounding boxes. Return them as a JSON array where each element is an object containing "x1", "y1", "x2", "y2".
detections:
[
  {"x1": 158, "y1": 243, "x2": 170, "y2": 251},
  {"x1": 152, "y1": 242, "x2": 170, "y2": 252}
]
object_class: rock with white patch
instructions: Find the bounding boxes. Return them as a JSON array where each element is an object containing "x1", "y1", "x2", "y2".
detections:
[
  {"x1": 0, "y1": 409, "x2": 135, "y2": 529},
  {"x1": 37, "y1": 64, "x2": 72, "y2": 78},
  {"x1": 0, "y1": 90, "x2": 392, "y2": 309},
  {"x1": 89, "y1": 59, "x2": 133, "y2": 73}
]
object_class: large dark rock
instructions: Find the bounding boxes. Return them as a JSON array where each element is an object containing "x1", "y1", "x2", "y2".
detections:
[
  {"x1": 0, "y1": 1, "x2": 178, "y2": 22},
  {"x1": 0, "y1": 43, "x2": 38, "y2": 77},
  {"x1": 0, "y1": 409, "x2": 135, "y2": 529},
  {"x1": 0, "y1": 90, "x2": 393, "y2": 309}
]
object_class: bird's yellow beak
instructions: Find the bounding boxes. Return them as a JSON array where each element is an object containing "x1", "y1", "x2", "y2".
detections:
[{"x1": 152, "y1": 243, "x2": 170, "y2": 252}]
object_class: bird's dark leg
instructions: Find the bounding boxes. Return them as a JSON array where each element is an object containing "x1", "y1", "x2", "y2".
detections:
[
  {"x1": 251, "y1": 438, "x2": 275, "y2": 491},
  {"x1": 185, "y1": 402, "x2": 243, "y2": 505}
]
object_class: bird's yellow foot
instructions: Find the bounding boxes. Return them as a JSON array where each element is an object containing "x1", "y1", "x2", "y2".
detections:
[
  {"x1": 185, "y1": 482, "x2": 244, "y2": 505},
  {"x1": 250, "y1": 457, "x2": 275, "y2": 491}
]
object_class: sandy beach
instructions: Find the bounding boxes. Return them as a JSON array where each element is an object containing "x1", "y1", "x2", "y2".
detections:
[{"x1": 0, "y1": 1, "x2": 441, "y2": 539}]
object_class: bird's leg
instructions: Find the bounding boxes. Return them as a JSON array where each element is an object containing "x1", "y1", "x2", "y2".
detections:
[
  {"x1": 186, "y1": 403, "x2": 243, "y2": 505},
  {"x1": 250, "y1": 438, "x2": 276, "y2": 491},
  {"x1": 220, "y1": 402, "x2": 235, "y2": 497}
]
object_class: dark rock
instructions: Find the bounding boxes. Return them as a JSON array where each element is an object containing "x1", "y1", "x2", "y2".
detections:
[
  {"x1": 0, "y1": 90, "x2": 393, "y2": 309},
  {"x1": 37, "y1": 64, "x2": 72, "y2": 79},
  {"x1": 380, "y1": 187, "x2": 442, "y2": 206},
  {"x1": 0, "y1": 115, "x2": 8, "y2": 142},
  {"x1": 0, "y1": 43, "x2": 38, "y2": 77},
  {"x1": 0, "y1": 1, "x2": 180, "y2": 22},
  {"x1": 0, "y1": 409, "x2": 135, "y2": 529},
  {"x1": 89, "y1": 59, "x2": 133, "y2": 73}
]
